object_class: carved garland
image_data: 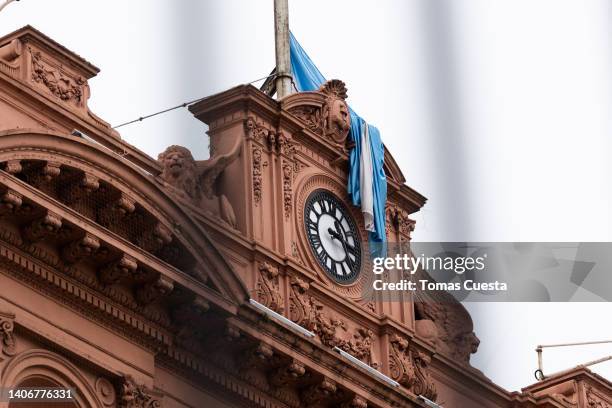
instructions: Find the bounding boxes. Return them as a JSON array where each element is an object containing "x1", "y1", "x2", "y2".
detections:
[
  {"x1": 118, "y1": 375, "x2": 162, "y2": 408},
  {"x1": 288, "y1": 276, "x2": 374, "y2": 364},
  {"x1": 288, "y1": 106, "x2": 323, "y2": 133},
  {"x1": 252, "y1": 147, "x2": 263, "y2": 205},
  {"x1": 282, "y1": 161, "x2": 293, "y2": 218},
  {"x1": 30, "y1": 48, "x2": 86, "y2": 105}
]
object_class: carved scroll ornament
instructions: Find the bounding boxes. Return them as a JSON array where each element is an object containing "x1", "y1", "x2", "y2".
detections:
[
  {"x1": 388, "y1": 333, "x2": 437, "y2": 401},
  {"x1": 0, "y1": 311, "x2": 17, "y2": 357},
  {"x1": 256, "y1": 261, "x2": 284, "y2": 314}
]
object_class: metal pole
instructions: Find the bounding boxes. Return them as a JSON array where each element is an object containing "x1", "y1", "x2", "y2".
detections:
[
  {"x1": 538, "y1": 355, "x2": 612, "y2": 381},
  {"x1": 534, "y1": 340, "x2": 612, "y2": 381},
  {"x1": 538, "y1": 339, "x2": 612, "y2": 349},
  {"x1": 274, "y1": 0, "x2": 292, "y2": 99}
]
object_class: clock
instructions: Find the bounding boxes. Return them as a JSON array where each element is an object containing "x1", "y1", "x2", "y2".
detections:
[{"x1": 304, "y1": 189, "x2": 362, "y2": 284}]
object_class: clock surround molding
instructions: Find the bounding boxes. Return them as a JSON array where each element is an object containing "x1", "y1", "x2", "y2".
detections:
[{"x1": 294, "y1": 173, "x2": 375, "y2": 299}]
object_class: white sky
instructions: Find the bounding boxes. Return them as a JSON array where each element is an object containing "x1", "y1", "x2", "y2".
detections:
[{"x1": 2, "y1": 0, "x2": 611, "y2": 393}]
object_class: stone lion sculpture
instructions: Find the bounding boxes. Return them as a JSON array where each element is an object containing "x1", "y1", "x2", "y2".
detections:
[{"x1": 157, "y1": 141, "x2": 241, "y2": 228}]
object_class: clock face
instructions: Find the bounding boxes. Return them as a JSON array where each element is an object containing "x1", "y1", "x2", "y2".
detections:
[{"x1": 304, "y1": 190, "x2": 362, "y2": 284}]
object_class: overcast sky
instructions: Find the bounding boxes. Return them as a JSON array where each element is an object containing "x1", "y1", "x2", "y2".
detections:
[{"x1": 2, "y1": 0, "x2": 611, "y2": 392}]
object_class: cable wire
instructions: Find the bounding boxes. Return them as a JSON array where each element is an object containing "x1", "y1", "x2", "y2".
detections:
[
  {"x1": 112, "y1": 73, "x2": 278, "y2": 129},
  {"x1": 0, "y1": 0, "x2": 19, "y2": 14}
]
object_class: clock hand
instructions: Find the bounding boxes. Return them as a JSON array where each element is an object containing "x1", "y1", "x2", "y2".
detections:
[
  {"x1": 328, "y1": 227, "x2": 342, "y2": 241},
  {"x1": 332, "y1": 221, "x2": 355, "y2": 251},
  {"x1": 328, "y1": 227, "x2": 355, "y2": 271}
]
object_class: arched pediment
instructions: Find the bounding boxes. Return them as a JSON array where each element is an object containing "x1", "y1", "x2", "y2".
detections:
[
  {"x1": 0, "y1": 129, "x2": 249, "y2": 311},
  {"x1": 1, "y1": 349, "x2": 103, "y2": 408}
]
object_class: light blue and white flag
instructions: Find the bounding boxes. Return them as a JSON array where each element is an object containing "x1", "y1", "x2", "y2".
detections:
[{"x1": 289, "y1": 32, "x2": 388, "y2": 257}]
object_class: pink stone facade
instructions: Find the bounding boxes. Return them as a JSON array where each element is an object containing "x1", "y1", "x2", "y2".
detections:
[{"x1": 0, "y1": 25, "x2": 609, "y2": 408}]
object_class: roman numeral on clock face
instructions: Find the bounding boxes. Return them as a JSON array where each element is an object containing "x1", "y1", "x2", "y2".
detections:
[{"x1": 304, "y1": 190, "x2": 362, "y2": 285}]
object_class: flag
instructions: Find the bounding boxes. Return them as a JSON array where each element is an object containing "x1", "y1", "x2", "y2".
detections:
[{"x1": 289, "y1": 32, "x2": 387, "y2": 258}]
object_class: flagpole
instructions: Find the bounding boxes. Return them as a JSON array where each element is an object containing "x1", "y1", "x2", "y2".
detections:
[{"x1": 274, "y1": 0, "x2": 292, "y2": 99}]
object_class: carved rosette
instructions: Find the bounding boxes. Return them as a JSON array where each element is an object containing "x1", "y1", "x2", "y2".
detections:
[
  {"x1": 118, "y1": 376, "x2": 162, "y2": 408},
  {"x1": 256, "y1": 262, "x2": 284, "y2": 314},
  {"x1": 388, "y1": 333, "x2": 437, "y2": 401},
  {"x1": 0, "y1": 311, "x2": 17, "y2": 357},
  {"x1": 95, "y1": 377, "x2": 117, "y2": 408}
]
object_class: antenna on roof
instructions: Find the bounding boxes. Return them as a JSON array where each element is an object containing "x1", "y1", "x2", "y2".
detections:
[
  {"x1": 534, "y1": 339, "x2": 612, "y2": 381},
  {"x1": 0, "y1": 0, "x2": 19, "y2": 14}
]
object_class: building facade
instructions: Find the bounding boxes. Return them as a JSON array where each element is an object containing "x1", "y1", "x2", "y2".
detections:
[{"x1": 0, "y1": 26, "x2": 609, "y2": 408}]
